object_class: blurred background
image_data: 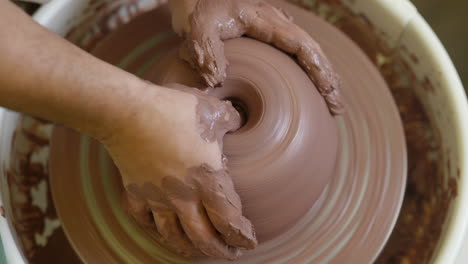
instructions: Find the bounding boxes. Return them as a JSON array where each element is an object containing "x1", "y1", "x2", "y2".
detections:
[{"x1": 411, "y1": 0, "x2": 468, "y2": 89}]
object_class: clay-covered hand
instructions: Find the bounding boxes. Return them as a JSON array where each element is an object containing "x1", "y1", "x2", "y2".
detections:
[
  {"x1": 103, "y1": 83, "x2": 257, "y2": 259},
  {"x1": 170, "y1": 0, "x2": 343, "y2": 115}
]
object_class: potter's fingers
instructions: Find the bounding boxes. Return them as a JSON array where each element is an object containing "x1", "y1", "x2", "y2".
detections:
[
  {"x1": 182, "y1": 36, "x2": 228, "y2": 87},
  {"x1": 166, "y1": 83, "x2": 241, "y2": 139},
  {"x1": 201, "y1": 171, "x2": 257, "y2": 249},
  {"x1": 151, "y1": 209, "x2": 204, "y2": 257},
  {"x1": 218, "y1": 100, "x2": 242, "y2": 133},
  {"x1": 123, "y1": 191, "x2": 154, "y2": 229},
  {"x1": 183, "y1": 1, "x2": 244, "y2": 87},
  {"x1": 242, "y1": 2, "x2": 343, "y2": 115},
  {"x1": 174, "y1": 201, "x2": 242, "y2": 260}
]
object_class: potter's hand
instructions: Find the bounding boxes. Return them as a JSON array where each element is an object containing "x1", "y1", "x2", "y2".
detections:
[
  {"x1": 106, "y1": 84, "x2": 257, "y2": 259},
  {"x1": 170, "y1": 0, "x2": 343, "y2": 115},
  {"x1": 0, "y1": 1, "x2": 255, "y2": 260}
]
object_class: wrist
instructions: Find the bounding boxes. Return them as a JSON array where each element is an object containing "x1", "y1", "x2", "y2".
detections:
[
  {"x1": 94, "y1": 80, "x2": 185, "y2": 146},
  {"x1": 84, "y1": 78, "x2": 152, "y2": 143}
]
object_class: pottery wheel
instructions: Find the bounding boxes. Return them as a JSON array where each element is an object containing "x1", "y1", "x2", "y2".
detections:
[{"x1": 49, "y1": 1, "x2": 407, "y2": 263}]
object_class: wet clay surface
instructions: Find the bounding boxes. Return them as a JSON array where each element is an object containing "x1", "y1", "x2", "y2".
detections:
[
  {"x1": 287, "y1": 1, "x2": 458, "y2": 263},
  {"x1": 143, "y1": 37, "x2": 339, "y2": 242}
]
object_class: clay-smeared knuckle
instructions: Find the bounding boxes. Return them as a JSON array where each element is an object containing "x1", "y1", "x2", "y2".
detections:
[
  {"x1": 152, "y1": 210, "x2": 203, "y2": 257},
  {"x1": 197, "y1": 170, "x2": 257, "y2": 249},
  {"x1": 192, "y1": 40, "x2": 205, "y2": 66},
  {"x1": 224, "y1": 217, "x2": 257, "y2": 249},
  {"x1": 187, "y1": 27, "x2": 227, "y2": 87},
  {"x1": 224, "y1": 102, "x2": 242, "y2": 132},
  {"x1": 324, "y1": 89, "x2": 345, "y2": 115},
  {"x1": 210, "y1": 100, "x2": 241, "y2": 133},
  {"x1": 186, "y1": 1, "x2": 243, "y2": 88},
  {"x1": 202, "y1": 73, "x2": 218, "y2": 88},
  {"x1": 202, "y1": 194, "x2": 257, "y2": 249},
  {"x1": 173, "y1": 199, "x2": 242, "y2": 260},
  {"x1": 123, "y1": 191, "x2": 154, "y2": 229},
  {"x1": 180, "y1": 218, "x2": 241, "y2": 260},
  {"x1": 208, "y1": 209, "x2": 257, "y2": 249}
]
